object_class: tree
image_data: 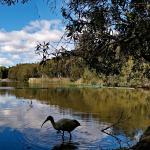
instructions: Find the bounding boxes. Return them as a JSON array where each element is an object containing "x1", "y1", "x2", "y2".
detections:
[
  {"x1": 62, "y1": 0, "x2": 150, "y2": 64},
  {"x1": 1, "y1": 0, "x2": 149, "y2": 63},
  {"x1": 8, "y1": 63, "x2": 40, "y2": 81},
  {"x1": 0, "y1": 66, "x2": 8, "y2": 79}
]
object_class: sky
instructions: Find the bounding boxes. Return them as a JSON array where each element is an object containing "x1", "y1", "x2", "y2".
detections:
[{"x1": 0, "y1": 0, "x2": 65, "y2": 67}]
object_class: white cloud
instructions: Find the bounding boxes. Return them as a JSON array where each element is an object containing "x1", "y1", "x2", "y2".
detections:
[
  {"x1": 0, "y1": 19, "x2": 64, "y2": 66},
  {"x1": 12, "y1": 54, "x2": 20, "y2": 60},
  {"x1": 0, "y1": 57, "x2": 13, "y2": 66}
]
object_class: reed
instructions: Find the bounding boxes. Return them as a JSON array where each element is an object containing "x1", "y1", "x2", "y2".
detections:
[{"x1": 28, "y1": 77, "x2": 71, "y2": 84}]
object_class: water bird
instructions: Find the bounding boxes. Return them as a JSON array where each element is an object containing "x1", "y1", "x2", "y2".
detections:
[{"x1": 41, "y1": 116, "x2": 80, "y2": 139}]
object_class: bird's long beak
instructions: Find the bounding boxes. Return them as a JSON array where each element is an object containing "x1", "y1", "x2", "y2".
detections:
[{"x1": 41, "y1": 119, "x2": 48, "y2": 128}]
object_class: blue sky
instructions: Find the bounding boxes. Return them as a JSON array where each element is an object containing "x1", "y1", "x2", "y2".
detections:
[{"x1": 0, "y1": 0, "x2": 65, "y2": 66}]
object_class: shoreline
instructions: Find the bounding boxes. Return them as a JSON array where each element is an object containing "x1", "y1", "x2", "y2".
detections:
[
  {"x1": 0, "y1": 78, "x2": 149, "y2": 90},
  {"x1": 28, "y1": 77, "x2": 150, "y2": 90}
]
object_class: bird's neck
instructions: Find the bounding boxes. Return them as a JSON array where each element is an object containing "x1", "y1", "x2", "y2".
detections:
[{"x1": 50, "y1": 119, "x2": 57, "y2": 129}]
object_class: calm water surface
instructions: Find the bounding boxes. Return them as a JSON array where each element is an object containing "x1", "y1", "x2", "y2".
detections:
[{"x1": 0, "y1": 82, "x2": 150, "y2": 150}]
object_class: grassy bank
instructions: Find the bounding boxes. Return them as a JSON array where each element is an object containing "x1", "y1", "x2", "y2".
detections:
[{"x1": 28, "y1": 77, "x2": 150, "y2": 89}]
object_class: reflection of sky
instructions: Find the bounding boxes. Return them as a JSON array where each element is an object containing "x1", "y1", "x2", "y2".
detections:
[{"x1": 0, "y1": 93, "x2": 138, "y2": 149}]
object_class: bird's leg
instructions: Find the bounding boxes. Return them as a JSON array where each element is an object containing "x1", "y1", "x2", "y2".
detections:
[
  {"x1": 62, "y1": 135, "x2": 64, "y2": 141},
  {"x1": 60, "y1": 131, "x2": 64, "y2": 136},
  {"x1": 69, "y1": 132, "x2": 72, "y2": 140},
  {"x1": 61, "y1": 131, "x2": 65, "y2": 141}
]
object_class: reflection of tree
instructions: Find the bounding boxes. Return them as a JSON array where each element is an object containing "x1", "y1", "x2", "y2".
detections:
[
  {"x1": 1, "y1": 87, "x2": 150, "y2": 135},
  {"x1": 101, "y1": 111, "x2": 131, "y2": 149}
]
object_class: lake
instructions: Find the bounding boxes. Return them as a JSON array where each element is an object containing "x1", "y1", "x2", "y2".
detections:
[{"x1": 0, "y1": 82, "x2": 150, "y2": 150}]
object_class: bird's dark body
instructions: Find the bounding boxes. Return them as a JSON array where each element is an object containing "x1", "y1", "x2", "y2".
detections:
[
  {"x1": 41, "y1": 116, "x2": 80, "y2": 139},
  {"x1": 55, "y1": 118, "x2": 80, "y2": 132}
]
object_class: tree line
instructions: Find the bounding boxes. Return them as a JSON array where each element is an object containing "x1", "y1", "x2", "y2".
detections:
[{"x1": 0, "y1": 54, "x2": 149, "y2": 88}]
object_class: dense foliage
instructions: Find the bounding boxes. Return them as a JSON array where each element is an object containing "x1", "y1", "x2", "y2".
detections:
[
  {"x1": 61, "y1": 0, "x2": 150, "y2": 73},
  {"x1": 33, "y1": 0, "x2": 150, "y2": 86},
  {"x1": 0, "y1": 66, "x2": 8, "y2": 79},
  {"x1": 8, "y1": 63, "x2": 40, "y2": 81}
]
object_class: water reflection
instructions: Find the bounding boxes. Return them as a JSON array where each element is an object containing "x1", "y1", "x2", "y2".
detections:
[
  {"x1": 3, "y1": 87, "x2": 149, "y2": 133},
  {"x1": 52, "y1": 141, "x2": 78, "y2": 150},
  {"x1": 0, "y1": 83, "x2": 149, "y2": 149}
]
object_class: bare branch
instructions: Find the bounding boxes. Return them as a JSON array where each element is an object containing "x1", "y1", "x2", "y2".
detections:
[{"x1": 101, "y1": 112, "x2": 131, "y2": 149}]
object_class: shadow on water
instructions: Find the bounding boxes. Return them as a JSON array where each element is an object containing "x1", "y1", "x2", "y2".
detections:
[{"x1": 51, "y1": 140, "x2": 78, "y2": 150}]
